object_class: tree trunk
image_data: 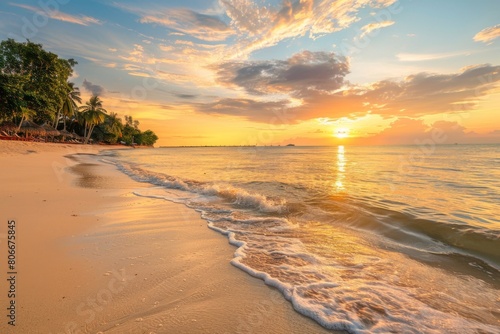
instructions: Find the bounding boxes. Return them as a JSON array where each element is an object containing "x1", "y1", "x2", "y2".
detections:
[
  {"x1": 17, "y1": 115, "x2": 25, "y2": 132},
  {"x1": 84, "y1": 124, "x2": 89, "y2": 144},
  {"x1": 53, "y1": 108, "x2": 61, "y2": 129},
  {"x1": 85, "y1": 124, "x2": 95, "y2": 144}
]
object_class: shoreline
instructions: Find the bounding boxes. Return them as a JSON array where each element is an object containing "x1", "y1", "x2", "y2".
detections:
[{"x1": 0, "y1": 141, "x2": 342, "y2": 333}]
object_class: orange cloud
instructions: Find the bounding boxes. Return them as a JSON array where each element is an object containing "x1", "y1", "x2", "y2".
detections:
[
  {"x1": 396, "y1": 51, "x2": 474, "y2": 62},
  {"x1": 474, "y1": 24, "x2": 500, "y2": 44},
  {"x1": 116, "y1": 5, "x2": 234, "y2": 42},
  {"x1": 360, "y1": 20, "x2": 395, "y2": 38},
  {"x1": 9, "y1": 3, "x2": 101, "y2": 26},
  {"x1": 353, "y1": 118, "x2": 500, "y2": 145},
  {"x1": 205, "y1": 51, "x2": 500, "y2": 124},
  {"x1": 115, "y1": 0, "x2": 401, "y2": 62}
]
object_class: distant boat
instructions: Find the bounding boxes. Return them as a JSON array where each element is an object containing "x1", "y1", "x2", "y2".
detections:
[{"x1": 286, "y1": 143, "x2": 295, "y2": 146}]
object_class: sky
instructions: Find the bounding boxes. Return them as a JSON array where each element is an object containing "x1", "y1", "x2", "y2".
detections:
[{"x1": 1, "y1": 0, "x2": 499, "y2": 146}]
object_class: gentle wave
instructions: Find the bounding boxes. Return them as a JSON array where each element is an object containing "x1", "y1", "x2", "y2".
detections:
[
  {"x1": 101, "y1": 147, "x2": 500, "y2": 334},
  {"x1": 331, "y1": 200, "x2": 500, "y2": 271},
  {"x1": 132, "y1": 188, "x2": 500, "y2": 333},
  {"x1": 111, "y1": 160, "x2": 288, "y2": 214}
]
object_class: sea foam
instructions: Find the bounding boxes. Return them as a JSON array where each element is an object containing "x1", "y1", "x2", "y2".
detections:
[{"x1": 102, "y1": 148, "x2": 500, "y2": 334}]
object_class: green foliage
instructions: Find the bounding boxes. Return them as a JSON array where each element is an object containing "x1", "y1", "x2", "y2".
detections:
[
  {"x1": 94, "y1": 114, "x2": 158, "y2": 146},
  {"x1": 136, "y1": 130, "x2": 159, "y2": 146},
  {"x1": 0, "y1": 39, "x2": 76, "y2": 123},
  {"x1": 121, "y1": 115, "x2": 140, "y2": 145},
  {"x1": 79, "y1": 95, "x2": 107, "y2": 144},
  {"x1": 99, "y1": 112, "x2": 123, "y2": 144},
  {"x1": 0, "y1": 72, "x2": 26, "y2": 121},
  {"x1": 0, "y1": 38, "x2": 159, "y2": 145},
  {"x1": 60, "y1": 82, "x2": 82, "y2": 130}
]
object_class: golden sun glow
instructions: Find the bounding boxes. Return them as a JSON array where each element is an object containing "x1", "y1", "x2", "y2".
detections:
[{"x1": 334, "y1": 128, "x2": 349, "y2": 139}]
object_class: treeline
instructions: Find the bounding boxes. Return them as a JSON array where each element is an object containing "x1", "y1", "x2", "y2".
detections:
[{"x1": 0, "y1": 39, "x2": 158, "y2": 145}]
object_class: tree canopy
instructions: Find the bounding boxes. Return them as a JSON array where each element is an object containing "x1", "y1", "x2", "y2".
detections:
[
  {"x1": 0, "y1": 39, "x2": 159, "y2": 146},
  {"x1": 0, "y1": 39, "x2": 76, "y2": 123}
]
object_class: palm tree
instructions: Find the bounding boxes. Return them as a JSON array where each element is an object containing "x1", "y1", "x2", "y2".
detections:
[
  {"x1": 62, "y1": 82, "x2": 82, "y2": 131},
  {"x1": 53, "y1": 82, "x2": 82, "y2": 130},
  {"x1": 79, "y1": 95, "x2": 107, "y2": 144},
  {"x1": 106, "y1": 112, "x2": 123, "y2": 139},
  {"x1": 17, "y1": 107, "x2": 36, "y2": 131}
]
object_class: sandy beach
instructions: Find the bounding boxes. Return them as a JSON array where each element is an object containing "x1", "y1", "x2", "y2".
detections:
[{"x1": 0, "y1": 141, "x2": 340, "y2": 334}]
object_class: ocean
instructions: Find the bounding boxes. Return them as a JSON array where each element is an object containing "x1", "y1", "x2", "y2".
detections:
[{"x1": 101, "y1": 144, "x2": 500, "y2": 334}]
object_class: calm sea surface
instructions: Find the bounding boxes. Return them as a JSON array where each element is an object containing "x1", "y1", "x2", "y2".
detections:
[{"x1": 102, "y1": 145, "x2": 500, "y2": 333}]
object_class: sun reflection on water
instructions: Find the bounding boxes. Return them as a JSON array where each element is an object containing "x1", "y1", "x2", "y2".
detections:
[{"x1": 335, "y1": 145, "x2": 346, "y2": 192}]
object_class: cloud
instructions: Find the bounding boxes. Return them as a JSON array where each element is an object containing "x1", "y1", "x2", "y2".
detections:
[
  {"x1": 474, "y1": 24, "x2": 500, "y2": 43},
  {"x1": 355, "y1": 118, "x2": 500, "y2": 145},
  {"x1": 396, "y1": 51, "x2": 473, "y2": 62},
  {"x1": 360, "y1": 20, "x2": 395, "y2": 38},
  {"x1": 196, "y1": 63, "x2": 500, "y2": 124},
  {"x1": 103, "y1": 0, "x2": 400, "y2": 94},
  {"x1": 370, "y1": 0, "x2": 398, "y2": 7},
  {"x1": 115, "y1": 0, "x2": 399, "y2": 60},
  {"x1": 217, "y1": 0, "x2": 401, "y2": 60},
  {"x1": 119, "y1": 44, "x2": 156, "y2": 64},
  {"x1": 82, "y1": 79, "x2": 105, "y2": 96},
  {"x1": 121, "y1": 5, "x2": 234, "y2": 42},
  {"x1": 9, "y1": 3, "x2": 101, "y2": 26},
  {"x1": 362, "y1": 118, "x2": 429, "y2": 145},
  {"x1": 220, "y1": 0, "x2": 273, "y2": 35},
  {"x1": 220, "y1": 0, "x2": 368, "y2": 56},
  {"x1": 195, "y1": 98, "x2": 290, "y2": 123},
  {"x1": 214, "y1": 51, "x2": 350, "y2": 96},
  {"x1": 357, "y1": 64, "x2": 500, "y2": 117},
  {"x1": 175, "y1": 93, "x2": 198, "y2": 99},
  {"x1": 109, "y1": 41, "x2": 223, "y2": 88},
  {"x1": 48, "y1": 12, "x2": 101, "y2": 26}
]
